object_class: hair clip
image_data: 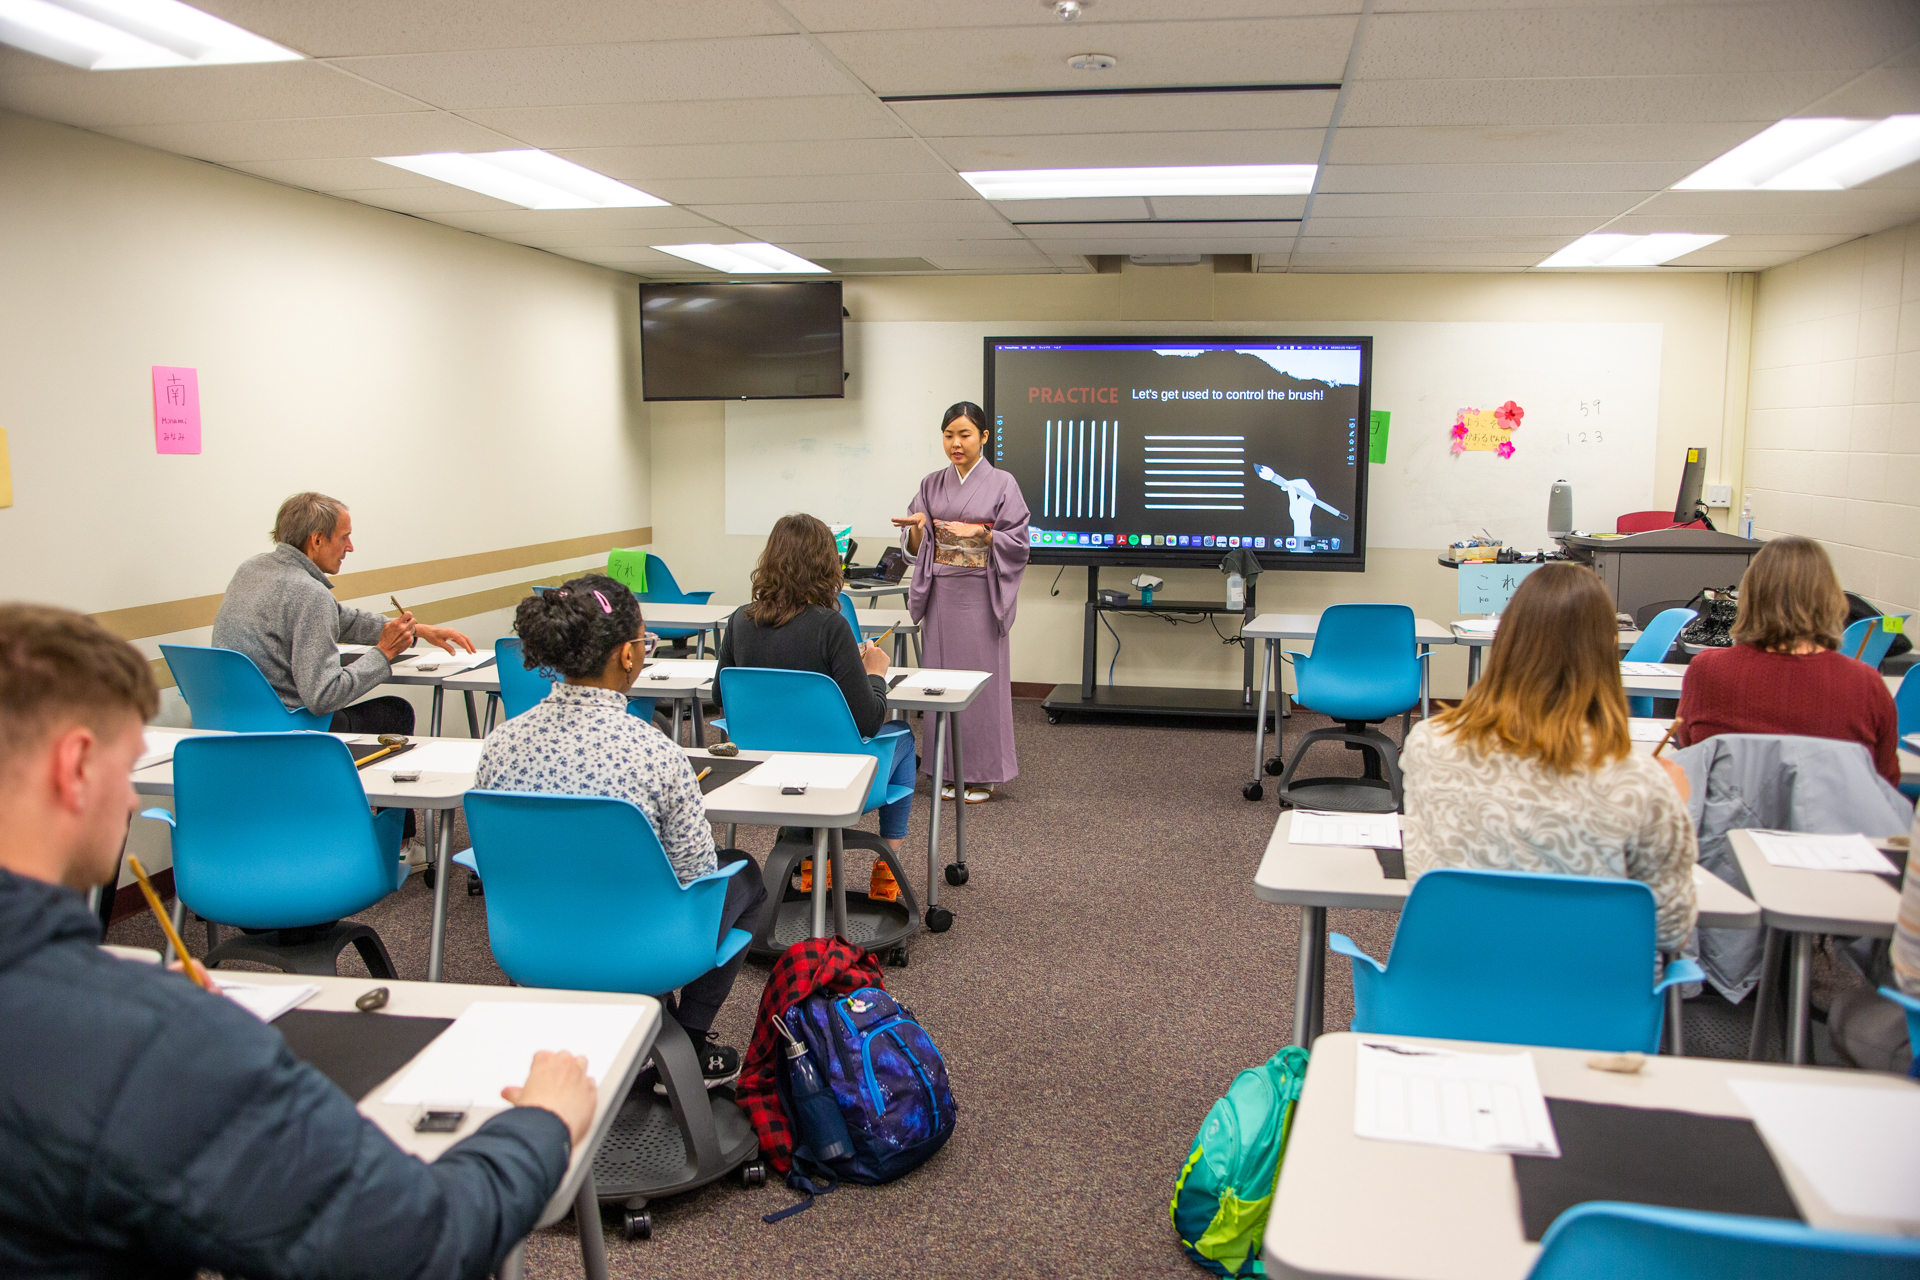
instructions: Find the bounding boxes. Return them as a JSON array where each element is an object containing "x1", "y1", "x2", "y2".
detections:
[
  {"x1": 555, "y1": 588, "x2": 569, "y2": 598},
  {"x1": 592, "y1": 590, "x2": 612, "y2": 614}
]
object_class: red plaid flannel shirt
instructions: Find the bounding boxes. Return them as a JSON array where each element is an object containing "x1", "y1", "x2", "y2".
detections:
[{"x1": 736, "y1": 936, "x2": 887, "y2": 1174}]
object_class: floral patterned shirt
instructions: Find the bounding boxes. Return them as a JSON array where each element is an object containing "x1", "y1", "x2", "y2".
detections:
[
  {"x1": 475, "y1": 683, "x2": 717, "y2": 885},
  {"x1": 1402, "y1": 720, "x2": 1699, "y2": 952}
]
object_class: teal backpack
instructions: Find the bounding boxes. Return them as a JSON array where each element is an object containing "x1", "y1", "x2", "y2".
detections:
[{"x1": 1170, "y1": 1046, "x2": 1310, "y2": 1277}]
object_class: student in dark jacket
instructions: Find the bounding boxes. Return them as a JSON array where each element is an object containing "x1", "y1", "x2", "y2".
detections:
[
  {"x1": 714, "y1": 513, "x2": 917, "y2": 901},
  {"x1": 0, "y1": 603, "x2": 596, "y2": 1280}
]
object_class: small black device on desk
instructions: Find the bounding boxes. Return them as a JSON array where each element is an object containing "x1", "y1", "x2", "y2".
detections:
[{"x1": 844, "y1": 545, "x2": 910, "y2": 583}]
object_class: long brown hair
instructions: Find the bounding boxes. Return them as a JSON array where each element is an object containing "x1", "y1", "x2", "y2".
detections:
[
  {"x1": 1430, "y1": 562, "x2": 1630, "y2": 772},
  {"x1": 1730, "y1": 535, "x2": 1846, "y2": 653},
  {"x1": 746, "y1": 513, "x2": 843, "y2": 628}
]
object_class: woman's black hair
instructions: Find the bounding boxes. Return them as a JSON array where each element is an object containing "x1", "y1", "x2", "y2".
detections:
[
  {"x1": 514, "y1": 574, "x2": 642, "y2": 680},
  {"x1": 941, "y1": 401, "x2": 989, "y2": 438}
]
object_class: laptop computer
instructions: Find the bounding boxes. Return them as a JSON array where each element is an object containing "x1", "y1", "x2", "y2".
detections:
[{"x1": 845, "y1": 545, "x2": 909, "y2": 583}]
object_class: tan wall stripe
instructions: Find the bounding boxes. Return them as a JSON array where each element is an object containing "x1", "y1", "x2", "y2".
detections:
[{"x1": 96, "y1": 526, "x2": 650, "y2": 642}]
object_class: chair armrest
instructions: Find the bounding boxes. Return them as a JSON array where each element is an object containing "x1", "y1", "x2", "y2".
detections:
[
  {"x1": 1415, "y1": 650, "x2": 1434, "y2": 663},
  {"x1": 452, "y1": 849, "x2": 477, "y2": 872},
  {"x1": 1328, "y1": 932, "x2": 1385, "y2": 973},
  {"x1": 716, "y1": 927, "x2": 752, "y2": 968},
  {"x1": 1879, "y1": 985, "x2": 1920, "y2": 1014},
  {"x1": 140, "y1": 807, "x2": 175, "y2": 827},
  {"x1": 1654, "y1": 956, "x2": 1705, "y2": 993}
]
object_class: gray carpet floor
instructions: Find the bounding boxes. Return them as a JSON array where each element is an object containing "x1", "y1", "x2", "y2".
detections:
[{"x1": 106, "y1": 699, "x2": 1868, "y2": 1279}]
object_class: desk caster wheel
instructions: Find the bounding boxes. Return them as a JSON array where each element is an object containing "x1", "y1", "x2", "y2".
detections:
[
  {"x1": 622, "y1": 1210, "x2": 651, "y2": 1241},
  {"x1": 740, "y1": 1161, "x2": 768, "y2": 1189},
  {"x1": 466, "y1": 871, "x2": 484, "y2": 897},
  {"x1": 1046, "y1": 712, "x2": 1061, "y2": 725},
  {"x1": 926, "y1": 906, "x2": 954, "y2": 933},
  {"x1": 420, "y1": 866, "x2": 436, "y2": 890},
  {"x1": 1242, "y1": 781, "x2": 1264, "y2": 801},
  {"x1": 883, "y1": 946, "x2": 910, "y2": 967},
  {"x1": 1264, "y1": 756, "x2": 1283, "y2": 776},
  {"x1": 944, "y1": 863, "x2": 968, "y2": 887}
]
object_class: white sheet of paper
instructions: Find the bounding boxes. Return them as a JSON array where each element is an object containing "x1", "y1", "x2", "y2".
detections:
[
  {"x1": 338, "y1": 643, "x2": 428, "y2": 656},
  {"x1": 642, "y1": 659, "x2": 717, "y2": 680},
  {"x1": 394, "y1": 649, "x2": 493, "y2": 675},
  {"x1": 1353, "y1": 1041, "x2": 1560, "y2": 1156},
  {"x1": 369, "y1": 740, "x2": 487, "y2": 776},
  {"x1": 214, "y1": 978, "x2": 318, "y2": 1023},
  {"x1": 1291, "y1": 809, "x2": 1403, "y2": 849},
  {"x1": 1731, "y1": 1080, "x2": 1920, "y2": 1224},
  {"x1": 740, "y1": 754, "x2": 868, "y2": 790},
  {"x1": 382, "y1": 1001, "x2": 646, "y2": 1107},
  {"x1": 137, "y1": 728, "x2": 193, "y2": 770},
  {"x1": 1454, "y1": 619, "x2": 1499, "y2": 635},
  {"x1": 1628, "y1": 718, "x2": 1677, "y2": 743},
  {"x1": 1619, "y1": 661, "x2": 1686, "y2": 677},
  {"x1": 1749, "y1": 830, "x2": 1894, "y2": 874},
  {"x1": 892, "y1": 669, "x2": 990, "y2": 695}
]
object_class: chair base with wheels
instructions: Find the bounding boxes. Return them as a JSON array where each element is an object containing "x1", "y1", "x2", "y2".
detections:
[
  {"x1": 746, "y1": 826, "x2": 919, "y2": 966},
  {"x1": 203, "y1": 920, "x2": 397, "y2": 979},
  {"x1": 1272, "y1": 723, "x2": 1404, "y2": 814},
  {"x1": 593, "y1": 1014, "x2": 765, "y2": 1241}
]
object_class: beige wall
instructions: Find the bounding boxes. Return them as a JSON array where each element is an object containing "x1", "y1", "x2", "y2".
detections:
[
  {"x1": 1744, "y1": 220, "x2": 1920, "y2": 617},
  {"x1": 651, "y1": 266, "x2": 1743, "y2": 699}
]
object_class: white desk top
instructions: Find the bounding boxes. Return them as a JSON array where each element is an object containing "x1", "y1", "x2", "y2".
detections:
[
  {"x1": 689, "y1": 747, "x2": 876, "y2": 828},
  {"x1": 843, "y1": 580, "x2": 909, "y2": 597},
  {"x1": 882, "y1": 666, "x2": 994, "y2": 712},
  {"x1": 640, "y1": 602, "x2": 733, "y2": 627},
  {"x1": 438, "y1": 664, "x2": 701, "y2": 699},
  {"x1": 1254, "y1": 811, "x2": 1759, "y2": 930},
  {"x1": 1264, "y1": 1031, "x2": 1920, "y2": 1280},
  {"x1": 1729, "y1": 828, "x2": 1901, "y2": 938},
  {"x1": 854, "y1": 608, "x2": 919, "y2": 634},
  {"x1": 1245, "y1": 613, "x2": 1455, "y2": 645},
  {"x1": 131, "y1": 733, "x2": 480, "y2": 807},
  {"x1": 225, "y1": 972, "x2": 658, "y2": 1231},
  {"x1": 1453, "y1": 625, "x2": 1642, "y2": 650}
]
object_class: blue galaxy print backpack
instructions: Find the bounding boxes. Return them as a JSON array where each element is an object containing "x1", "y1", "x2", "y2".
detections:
[{"x1": 777, "y1": 985, "x2": 956, "y2": 1184}]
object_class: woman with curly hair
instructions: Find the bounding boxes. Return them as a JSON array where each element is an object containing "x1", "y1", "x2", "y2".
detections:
[
  {"x1": 475, "y1": 574, "x2": 767, "y2": 1087},
  {"x1": 714, "y1": 513, "x2": 916, "y2": 901}
]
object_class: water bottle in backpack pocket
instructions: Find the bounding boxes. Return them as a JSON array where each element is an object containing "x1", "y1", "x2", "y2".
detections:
[
  {"x1": 778, "y1": 986, "x2": 957, "y2": 1184},
  {"x1": 1171, "y1": 1046, "x2": 1310, "y2": 1277}
]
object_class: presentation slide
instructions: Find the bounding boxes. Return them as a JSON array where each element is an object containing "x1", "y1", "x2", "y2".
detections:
[{"x1": 985, "y1": 338, "x2": 1371, "y2": 568}]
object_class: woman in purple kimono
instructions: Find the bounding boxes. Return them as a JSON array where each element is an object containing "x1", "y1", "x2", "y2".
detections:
[{"x1": 892, "y1": 401, "x2": 1030, "y2": 802}]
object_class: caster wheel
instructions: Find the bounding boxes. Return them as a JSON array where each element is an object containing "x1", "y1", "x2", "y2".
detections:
[
  {"x1": 1242, "y1": 781, "x2": 1264, "y2": 802},
  {"x1": 1264, "y1": 756, "x2": 1284, "y2": 776},
  {"x1": 466, "y1": 872, "x2": 484, "y2": 897},
  {"x1": 420, "y1": 866, "x2": 436, "y2": 891},
  {"x1": 944, "y1": 863, "x2": 968, "y2": 887},
  {"x1": 926, "y1": 906, "x2": 954, "y2": 933},
  {"x1": 1046, "y1": 713, "x2": 1060, "y2": 725},
  {"x1": 622, "y1": 1210, "x2": 651, "y2": 1241},
  {"x1": 741, "y1": 1161, "x2": 768, "y2": 1189},
  {"x1": 884, "y1": 946, "x2": 910, "y2": 967}
]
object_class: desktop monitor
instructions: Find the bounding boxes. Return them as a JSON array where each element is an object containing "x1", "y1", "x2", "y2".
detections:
[
  {"x1": 984, "y1": 336, "x2": 1372, "y2": 571},
  {"x1": 1673, "y1": 446, "x2": 1709, "y2": 523}
]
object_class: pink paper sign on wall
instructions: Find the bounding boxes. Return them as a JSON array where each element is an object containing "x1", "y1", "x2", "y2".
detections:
[{"x1": 151, "y1": 365, "x2": 201, "y2": 454}]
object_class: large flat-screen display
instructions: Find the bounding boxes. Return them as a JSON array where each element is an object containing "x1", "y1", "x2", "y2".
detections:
[
  {"x1": 640, "y1": 281, "x2": 843, "y2": 401},
  {"x1": 985, "y1": 337, "x2": 1372, "y2": 570}
]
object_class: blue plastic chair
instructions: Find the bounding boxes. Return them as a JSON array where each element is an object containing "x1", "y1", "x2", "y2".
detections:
[
  {"x1": 838, "y1": 591, "x2": 863, "y2": 640},
  {"x1": 1625, "y1": 607, "x2": 1697, "y2": 717},
  {"x1": 1275, "y1": 604, "x2": 1427, "y2": 812},
  {"x1": 1879, "y1": 986, "x2": 1920, "y2": 1064},
  {"x1": 1842, "y1": 615, "x2": 1907, "y2": 670},
  {"x1": 717, "y1": 667, "x2": 913, "y2": 818},
  {"x1": 1529, "y1": 1202, "x2": 1920, "y2": 1280},
  {"x1": 1329, "y1": 868, "x2": 1703, "y2": 1052},
  {"x1": 159, "y1": 644, "x2": 331, "y2": 732},
  {"x1": 142, "y1": 733, "x2": 405, "y2": 976},
  {"x1": 495, "y1": 637, "x2": 655, "y2": 725},
  {"x1": 635, "y1": 554, "x2": 714, "y2": 646}
]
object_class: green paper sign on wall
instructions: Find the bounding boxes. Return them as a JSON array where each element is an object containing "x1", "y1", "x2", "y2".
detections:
[{"x1": 1368, "y1": 410, "x2": 1390, "y2": 464}]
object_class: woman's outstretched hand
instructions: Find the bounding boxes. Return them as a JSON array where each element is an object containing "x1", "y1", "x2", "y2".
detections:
[{"x1": 891, "y1": 513, "x2": 928, "y2": 532}]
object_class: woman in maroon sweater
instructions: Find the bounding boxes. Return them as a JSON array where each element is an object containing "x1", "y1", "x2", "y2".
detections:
[{"x1": 1677, "y1": 535, "x2": 1900, "y2": 786}]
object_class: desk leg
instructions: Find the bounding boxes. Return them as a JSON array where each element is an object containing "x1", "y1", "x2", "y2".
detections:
[
  {"x1": 429, "y1": 685, "x2": 444, "y2": 737},
  {"x1": 829, "y1": 828, "x2": 849, "y2": 939},
  {"x1": 484, "y1": 693, "x2": 500, "y2": 735},
  {"x1": 670, "y1": 699, "x2": 683, "y2": 747},
  {"x1": 691, "y1": 694, "x2": 706, "y2": 748},
  {"x1": 1250, "y1": 640, "x2": 1272, "y2": 791},
  {"x1": 1786, "y1": 930, "x2": 1814, "y2": 1065},
  {"x1": 950, "y1": 708, "x2": 967, "y2": 876},
  {"x1": 696, "y1": 629, "x2": 707, "y2": 660},
  {"x1": 426, "y1": 809, "x2": 453, "y2": 982},
  {"x1": 1467, "y1": 645, "x2": 1482, "y2": 688},
  {"x1": 925, "y1": 713, "x2": 948, "y2": 917},
  {"x1": 498, "y1": 1242, "x2": 527, "y2": 1280},
  {"x1": 1747, "y1": 927, "x2": 1783, "y2": 1061},
  {"x1": 893, "y1": 631, "x2": 906, "y2": 667},
  {"x1": 809, "y1": 827, "x2": 831, "y2": 939},
  {"x1": 1419, "y1": 644, "x2": 1430, "y2": 722},
  {"x1": 574, "y1": 1169, "x2": 608, "y2": 1280},
  {"x1": 1292, "y1": 905, "x2": 1326, "y2": 1048},
  {"x1": 1664, "y1": 970, "x2": 1686, "y2": 1056},
  {"x1": 463, "y1": 691, "x2": 480, "y2": 738}
]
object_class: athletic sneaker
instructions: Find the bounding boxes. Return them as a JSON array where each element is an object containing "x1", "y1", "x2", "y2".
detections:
[{"x1": 651, "y1": 1031, "x2": 741, "y2": 1094}]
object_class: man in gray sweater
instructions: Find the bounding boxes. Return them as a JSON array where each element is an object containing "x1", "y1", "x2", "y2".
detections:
[{"x1": 212, "y1": 492, "x2": 473, "y2": 735}]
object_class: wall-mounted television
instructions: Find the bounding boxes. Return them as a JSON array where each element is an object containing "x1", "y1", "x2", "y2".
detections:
[
  {"x1": 640, "y1": 281, "x2": 844, "y2": 401},
  {"x1": 984, "y1": 336, "x2": 1372, "y2": 571}
]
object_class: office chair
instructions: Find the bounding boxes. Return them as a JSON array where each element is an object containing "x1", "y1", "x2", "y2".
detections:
[
  {"x1": 159, "y1": 643, "x2": 331, "y2": 732},
  {"x1": 1624, "y1": 607, "x2": 1696, "y2": 717},
  {"x1": 1272, "y1": 604, "x2": 1426, "y2": 814},
  {"x1": 1529, "y1": 1201, "x2": 1920, "y2": 1280}
]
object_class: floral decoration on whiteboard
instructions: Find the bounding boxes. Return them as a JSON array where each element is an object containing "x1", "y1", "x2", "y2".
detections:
[{"x1": 1450, "y1": 402, "x2": 1524, "y2": 459}]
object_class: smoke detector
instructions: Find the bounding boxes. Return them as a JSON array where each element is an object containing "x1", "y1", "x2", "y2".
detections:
[
  {"x1": 1050, "y1": 0, "x2": 1085, "y2": 20},
  {"x1": 1067, "y1": 52, "x2": 1116, "y2": 71}
]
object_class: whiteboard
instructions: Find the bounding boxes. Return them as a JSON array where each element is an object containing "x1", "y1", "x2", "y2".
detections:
[{"x1": 724, "y1": 319, "x2": 1661, "y2": 551}]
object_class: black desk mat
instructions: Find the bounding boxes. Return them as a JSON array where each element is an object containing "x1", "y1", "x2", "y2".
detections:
[
  {"x1": 1512, "y1": 1098, "x2": 1801, "y2": 1241},
  {"x1": 1374, "y1": 848, "x2": 1406, "y2": 880},
  {"x1": 349, "y1": 741, "x2": 415, "y2": 768},
  {"x1": 696, "y1": 756, "x2": 761, "y2": 793},
  {"x1": 276, "y1": 1009, "x2": 453, "y2": 1101}
]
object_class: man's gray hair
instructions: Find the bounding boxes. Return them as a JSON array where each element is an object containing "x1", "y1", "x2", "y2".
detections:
[{"x1": 272, "y1": 492, "x2": 348, "y2": 550}]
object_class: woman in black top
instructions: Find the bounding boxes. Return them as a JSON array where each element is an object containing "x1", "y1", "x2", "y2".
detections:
[{"x1": 714, "y1": 514, "x2": 918, "y2": 900}]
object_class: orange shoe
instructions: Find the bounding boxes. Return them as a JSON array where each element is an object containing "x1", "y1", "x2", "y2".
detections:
[
  {"x1": 868, "y1": 860, "x2": 901, "y2": 902},
  {"x1": 796, "y1": 858, "x2": 832, "y2": 892}
]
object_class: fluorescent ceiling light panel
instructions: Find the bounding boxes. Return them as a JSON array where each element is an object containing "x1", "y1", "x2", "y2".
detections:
[
  {"x1": 961, "y1": 165, "x2": 1316, "y2": 200},
  {"x1": 374, "y1": 151, "x2": 667, "y2": 210},
  {"x1": 0, "y1": 0, "x2": 300, "y2": 68},
  {"x1": 650, "y1": 243, "x2": 827, "y2": 273},
  {"x1": 1538, "y1": 233, "x2": 1725, "y2": 269},
  {"x1": 1675, "y1": 116, "x2": 1920, "y2": 191}
]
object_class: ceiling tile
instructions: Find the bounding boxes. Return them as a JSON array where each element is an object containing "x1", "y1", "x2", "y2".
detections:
[
  {"x1": 425, "y1": 208, "x2": 751, "y2": 235},
  {"x1": 0, "y1": 53, "x2": 422, "y2": 128},
  {"x1": 1329, "y1": 122, "x2": 1762, "y2": 166},
  {"x1": 462, "y1": 97, "x2": 908, "y2": 149},
  {"x1": 1338, "y1": 73, "x2": 1855, "y2": 129},
  {"x1": 739, "y1": 223, "x2": 1028, "y2": 241},
  {"x1": 1316, "y1": 161, "x2": 1694, "y2": 193},
  {"x1": 1608, "y1": 210, "x2": 1920, "y2": 236},
  {"x1": 1657, "y1": 250, "x2": 1812, "y2": 269},
  {"x1": 637, "y1": 173, "x2": 978, "y2": 204},
  {"x1": 331, "y1": 36, "x2": 860, "y2": 109},
  {"x1": 817, "y1": 18, "x2": 1359, "y2": 97},
  {"x1": 1629, "y1": 189, "x2": 1920, "y2": 219},
  {"x1": 192, "y1": 0, "x2": 789, "y2": 57},
  {"x1": 227, "y1": 156, "x2": 450, "y2": 189},
  {"x1": 1027, "y1": 235, "x2": 1306, "y2": 253},
  {"x1": 989, "y1": 197, "x2": 1153, "y2": 221},
  {"x1": 889, "y1": 90, "x2": 1337, "y2": 138},
  {"x1": 785, "y1": 1, "x2": 1361, "y2": 32},
  {"x1": 1146, "y1": 195, "x2": 1310, "y2": 219},
  {"x1": 553, "y1": 139, "x2": 948, "y2": 181},
  {"x1": 100, "y1": 113, "x2": 513, "y2": 164},
  {"x1": 1355, "y1": 4, "x2": 1920, "y2": 79},
  {"x1": 1310, "y1": 190, "x2": 1640, "y2": 216},
  {"x1": 1020, "y1": 220, "x2": 1300, "y2": 240},
  {"x1": 929, "y1": 127, "x2": 1325, "y2": 170},
  {"x1": 684, "y1": 200, "x2": 1007, "y2": 226},
  {"x1": 506, "y1": 225, "x2": 736, "y2": 249},
  {"x1": 1293, "y1": 235, "x2": 1568, "y2": 251},
  {"x1": 1302, "y1": 214, "x2": 1609, "y2": 237},
  {"x1": 334, "y1": 186, "x2": 517, "y2": 214}
]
